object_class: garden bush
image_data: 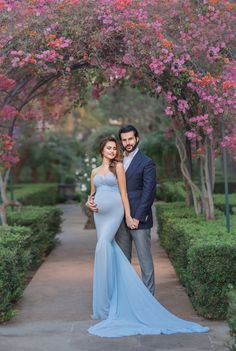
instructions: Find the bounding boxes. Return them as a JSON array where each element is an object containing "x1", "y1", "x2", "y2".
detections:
[
  {"x1": 156, "y1": 181, "x2": 186, "y2": 202},
  {"x1": 156, "y1": 202, "x2": 236, "y2": 319},
  {"x1": 157, "y1": 181, "x2": 236, "y2": 217},
  {"x1": 213, "y1": 194, "x2": 236, "y2": 213},
  {"x1": 0, "y1": 206, "x2": 63, "y2": 322},
  {"x1": 214, "y1": 181, "x2": 236, "y2": 194},
  {"x1": 227, "y1": 288, "x2": 236, "y2": 351},
  {"x1": 187, "y1": 237, "x2": 236, "y2": 319},
  {"x1": 7, "y1": 206, "x2": 63, "y2": 266},
  {"x1": 11, "y1": 183, "x2": 59, "y2": 206},
  {"x1": 0, "y1": 226, "x2": 32, "y2": 322}
]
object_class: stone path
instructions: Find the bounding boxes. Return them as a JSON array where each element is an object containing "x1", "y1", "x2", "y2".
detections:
[{"x1": 0, "y1": 204, "x2": 231, "y2": 351}]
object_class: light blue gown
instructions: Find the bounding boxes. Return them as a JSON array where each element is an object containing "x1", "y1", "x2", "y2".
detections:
[{"x1": 88, "y1": 173, "x2": 209, "y2": 338}]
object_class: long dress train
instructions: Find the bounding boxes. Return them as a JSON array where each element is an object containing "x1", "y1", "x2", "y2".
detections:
[{"x1": 88, "y1": 173, "x2": 209, "y2": 337}]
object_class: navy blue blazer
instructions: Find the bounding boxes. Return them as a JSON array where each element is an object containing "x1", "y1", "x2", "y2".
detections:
[{"x1": 125, "y1": 150, "x2": 156, "y2": 229}]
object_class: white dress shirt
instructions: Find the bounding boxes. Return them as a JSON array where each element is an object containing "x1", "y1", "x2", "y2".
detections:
[{"x1": 123, "y1": 147, "x2": 139, "y2": 172}]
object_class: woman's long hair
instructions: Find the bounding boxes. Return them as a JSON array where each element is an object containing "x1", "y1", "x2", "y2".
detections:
[{"x1": 99, "y1": 136, "x2": 123, "y2": 176}]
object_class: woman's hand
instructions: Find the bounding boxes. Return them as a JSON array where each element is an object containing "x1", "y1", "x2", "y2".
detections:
[
  {"x1": 125, "y1": 215, "x2": 137, "y2": 230},
  {"x1": 86, "y1": 193, "x2": 98, "y2": 212}
]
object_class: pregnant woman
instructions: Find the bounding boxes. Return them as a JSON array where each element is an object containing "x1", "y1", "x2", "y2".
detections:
[{"x1": 86, "y1": 136, "x2": 208, "y2": 338}]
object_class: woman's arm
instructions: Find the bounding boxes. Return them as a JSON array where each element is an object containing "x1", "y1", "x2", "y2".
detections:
[
  {"x1": 90, "y1": 168, "x2": 96, "y2": 196},
  {"x1": 116, "y1": 163, "x2": 135, "y2": 229},
  {"x1": 86, "y1": 168, "x2": 97, "y2": 212}
]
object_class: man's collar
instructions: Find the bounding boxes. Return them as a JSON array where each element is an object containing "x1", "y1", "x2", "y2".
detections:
[{"x1": 124, "y1": 147, "x2": 139, "y2": 158}]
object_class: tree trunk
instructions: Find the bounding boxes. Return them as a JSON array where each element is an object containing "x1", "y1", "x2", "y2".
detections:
[
  {"x1": 175, "y1": 131, "x2": 202, "y2": 216},
  {"x1": 175, "y1": 129, "x2": 215, "y2": 219},
  {"x1": 204, "y1": 139, "x2": 215, "y2": 219},
  {"x1": 198, "y1": 140, "x2": 215, "y2": 219},
  {"x1": 0, "y1": 170, "x2": 10, "y2": 225},
  {"x1": 0, "y1": 204, "x2": 7, "y2": 226},
  {"x1": 184, "y1": 178, "x2": 191, "y2": 208},
  {"x1": 31, "y1": 167, "x2": 38, "y2": 183},
  {"x1": 0, "y1": 169, "x2": 22, "y2": 226}
]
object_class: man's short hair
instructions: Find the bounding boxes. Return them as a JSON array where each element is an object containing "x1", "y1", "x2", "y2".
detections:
[{"x1": 118, "y1": 125, "x2": 139, "y2": 139}]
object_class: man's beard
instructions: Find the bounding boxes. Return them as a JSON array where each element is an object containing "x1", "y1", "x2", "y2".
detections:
[{"x1": 124, "y1": 140, "x2": 139, "y2": 154}]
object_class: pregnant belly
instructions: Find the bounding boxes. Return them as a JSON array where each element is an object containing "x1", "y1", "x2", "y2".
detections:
[{"x1": 95, "y1": 191, "x2": 123, "y2": 215}]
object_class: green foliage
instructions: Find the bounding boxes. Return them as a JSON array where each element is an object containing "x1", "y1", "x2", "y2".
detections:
[
  {"x1": 17, "y1": 130, "x2": 81, "y2": 183},
  {"x1": 228, "y1": 288, "x2": 236, "y2": 351},
  {"x1": 7, "y1": 206, "x2": 63, "y2": 266},
  {"x1": 157, "y1": 181, "x2": 236, "y2": 213},
  {"x1": 156, "y1": 202, "x2": 236, "y2": 319},
  {"x1": 140, "y1": 130, "x2": 180, "y2": 179},
  {"x1": 0, "y1": 226, "x2": 32, "y2": 322},
  {"x1": 213, "y1": 194, "x2": 236, "y2": 213},
  {"x1": 63, "y1": 176, "x2": 76, "y2": 185},
  {"x1": 187, "y1": 238, "x2": 236, "y2": 319},
  {"x1": 11, "y1": 183, "x2": 58, "y2": 206},
  {"x1": 89, "y1": 84, "x2": 164, "y2": 132},
  {"x1": 38, "y1": 132, "x2": 79, "y2": 182},
  {"x1": 0, "y1": 206, "x2": 63, "y2": 322},
  {"x1": 83, "y1": 125, "x2": 120, "y2": 155},
  {"x1": 156, "y1": 181, "x2": 186, "y2": 202},
  {"x1": 75, "y1": 155, "x2": 100, "y2": 202},
  {"x1": 214, "y1": 181, "x2": 236, "y2": 194}
]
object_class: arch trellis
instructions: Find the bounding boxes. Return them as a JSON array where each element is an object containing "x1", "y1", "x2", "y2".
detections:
[{"x1": 0, "y1": 0, "x2": 235, "y2": 225}]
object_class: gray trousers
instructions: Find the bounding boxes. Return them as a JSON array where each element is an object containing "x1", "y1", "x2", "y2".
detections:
[{"x1": 115, "y1": 220, "x2": 155, "y2": 295}]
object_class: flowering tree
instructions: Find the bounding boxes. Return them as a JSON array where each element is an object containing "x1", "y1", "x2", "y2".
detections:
[
  {"x1": 0, "y1": 73, "x2": 78, "y2": 223},
  {"x1": 0, "y1": 0, "x2": 235, "y2": 223},
  {"x1": 158, "y1": 3, "x2": 236, "y2": 218}
]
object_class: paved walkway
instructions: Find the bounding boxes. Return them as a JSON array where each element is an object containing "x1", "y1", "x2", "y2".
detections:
[{"x1": 0, "y1": 204, "x2": 231, "y2": 351}]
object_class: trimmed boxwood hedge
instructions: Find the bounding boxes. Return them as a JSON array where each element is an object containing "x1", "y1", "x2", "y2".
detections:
[
  {"x1": 0, "y1": 226, "x2": 32, "y2": 322},
  {"x1": 214, "y1": 181, "x2": 236, "y2": 194},
  {"x1": 228, "y1": 288, "x2": 236, "y2": 351},
  {"x1": 213, "y1": 193, "x2": 236, "y2": 213},
  {"x1": 156, "y1": 181, "x2": 186, "y2": 202},
  {"x1": 0, "y1": 206, "x2": 63, "y2": 322},
  {"x1": 157, "y1": 181, "x2": 236, "y2": 213},
  {"x1": 7, "y1": 206, "x2": 63, "y2": 267},
  {"x1": 11, "y1": 183, "x2": 58, "y2": 206},
  {"x1": 156, "y1": 202, "x2": 236, "y2": 319},
  {"x1": 187, "y1": 237, "x2": 236, "y2": 319}
]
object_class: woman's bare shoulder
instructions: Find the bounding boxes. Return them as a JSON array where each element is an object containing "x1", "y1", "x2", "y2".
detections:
[
  {"x1": 116, "y1": 162, "x2": 124, "y2": 172},
  {"x1": 91, "y1": 166, "x2": 101, "y2": 176}
]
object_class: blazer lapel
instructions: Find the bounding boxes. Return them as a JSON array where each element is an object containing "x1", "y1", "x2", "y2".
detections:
[{"x1": 125, "y1": 150, "x2": 142, "y2": 179}]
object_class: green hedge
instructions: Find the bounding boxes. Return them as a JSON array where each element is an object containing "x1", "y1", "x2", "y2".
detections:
[
  {"x1": 0, "y1": 206, "x2": 63, "y2": 322},
  {"x1": 187, "y1": 237, "x2": 236, "y2": 319},
  {"x1": 157, "y1": 181, "x2": 236, "y2": 214},
  {"x1": 228, "y1": 288, "x2": 236, "y2": 351},
  {"x1": 213, "y1": 194, "x2": 236, "y2": 213},
  {"x1": 11, "y1": 183, "x2": 58, "y2": 206},
  {"x1": 156, "y1": 181, "x2": 186, "y2": 202},
  {"x1": 156, "y1": 202, "x2": 236, "y2": 319},
  {"x1": 0, "y1": 226, "x2": 32, "y2": 322},
  {"x1": 214, "y1": 181, "x2": 236, "y2": 194},
  {"x1": 7, "y1": 206, "x2": 63, "y2": 266}
]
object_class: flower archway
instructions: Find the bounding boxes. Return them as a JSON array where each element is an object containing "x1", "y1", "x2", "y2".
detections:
[{"x1": 0, "y1": 0, "x2": 235, "y2": 224}]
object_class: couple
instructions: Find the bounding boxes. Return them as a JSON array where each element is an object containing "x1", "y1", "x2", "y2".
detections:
[{"x1": 86, "y1": 125, "x2": 208, "y2": 338}]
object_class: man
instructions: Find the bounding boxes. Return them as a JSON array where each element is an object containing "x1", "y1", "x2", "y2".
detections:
[
  {"x1": 115, "y1": 125, "x2": 156, "y2": 295},
  {"x1": 87, "y1": 125, "x2": 156, "y2": 295}
]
